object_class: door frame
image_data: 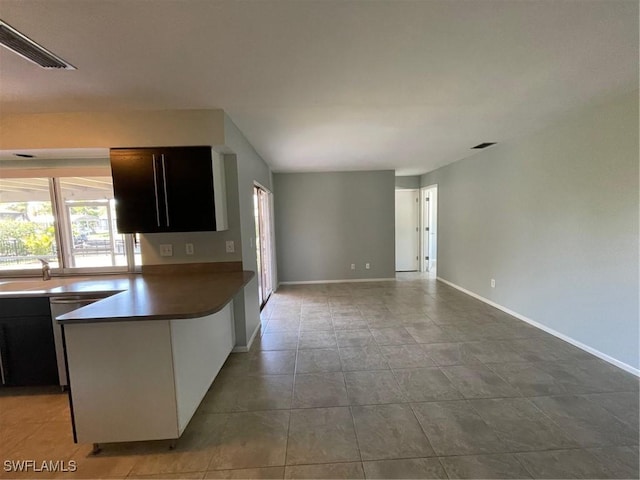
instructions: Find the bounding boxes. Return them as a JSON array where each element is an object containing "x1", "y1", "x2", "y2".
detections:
[
  {"x1": 395, "y1": 188, "x2": 421, "y2": 272},
  {"x1": 420, "y1": 184, "x2": 438, "y2": 272}
]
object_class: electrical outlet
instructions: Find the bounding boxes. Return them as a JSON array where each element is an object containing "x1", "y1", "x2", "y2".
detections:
[
  {"x1": 491, "y1": 278, "x2": 496, "y2": 288},
  {"x1": 185, "y1": 243, "x2": 194, "y2": 255},
  {"x1": 159, "y1": 244, "x2": 173, "y2": 257},
  {"x1": 350, "y1": 264, "x2": 356, "y2": 270},
  {"x1": 226, "y1": 241, "x2": 235, "y2": 253},
  {"x1": 365, "y1": 263, "x2": 371, "y2": 270}
]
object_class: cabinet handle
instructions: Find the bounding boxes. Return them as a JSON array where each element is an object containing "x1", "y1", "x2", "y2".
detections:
[
  {"x1": 152, "y1": 154, "x2": 161, "y2": 227},
  {"x1": 0, "y1": 325, "x2": 8, "y2": 385},
  {"x1": 161, "y1": 154, "x2": 170, "y2": 227}
]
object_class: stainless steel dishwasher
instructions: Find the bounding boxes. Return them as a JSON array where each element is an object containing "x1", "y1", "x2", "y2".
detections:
[{"x1": 50, "y1": 295, "x2": 107, "y2": 387}]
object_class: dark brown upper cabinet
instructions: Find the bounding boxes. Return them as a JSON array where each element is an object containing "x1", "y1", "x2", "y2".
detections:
[{"x1": 110, "y1": 146, "x2": 228, "y2": 233}]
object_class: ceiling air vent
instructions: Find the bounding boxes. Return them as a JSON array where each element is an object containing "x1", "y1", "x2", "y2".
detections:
[
  {"x1": 0, "y1": 20, "x2": 76, "y2": 70},
  {"x1": 471, "y1": 142, "x2": 496, "y2": 149}
]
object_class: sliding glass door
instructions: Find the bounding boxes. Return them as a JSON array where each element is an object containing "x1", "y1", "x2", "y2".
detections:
[{"x1": 253, "y1": 185, "x2": 274, "y2": 308}]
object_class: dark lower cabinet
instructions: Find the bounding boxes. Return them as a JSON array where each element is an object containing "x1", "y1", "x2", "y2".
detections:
[{"x1": 0, "y1": 298, "x2": 58, "y2": 387}]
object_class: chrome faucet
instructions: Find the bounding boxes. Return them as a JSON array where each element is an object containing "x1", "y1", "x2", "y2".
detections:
[{"x1": 39, "y1": 258, "x2": 51, "y2": 281}]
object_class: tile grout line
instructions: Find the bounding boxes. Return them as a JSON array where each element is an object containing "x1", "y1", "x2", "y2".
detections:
[{"x1": 282, "y1": 301, "x2": 302, "y2": 470}]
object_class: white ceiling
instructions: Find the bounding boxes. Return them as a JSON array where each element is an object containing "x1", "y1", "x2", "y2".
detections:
[{"x1": 0, "y1": 1, "x2": 637, "y2": 175}]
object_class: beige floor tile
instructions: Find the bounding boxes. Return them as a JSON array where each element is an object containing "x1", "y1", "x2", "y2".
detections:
[
  {"x1": 338, "y1": 346, "x2": 389, "y2": 371},
  {"x1": 201, "y1": 375, "x2": 293, "y2": 413},
  {"x1": 344, "y1": 370, "x2": 406, "y2": 405},
  {"x1": 128, "y1": 472, "x2": 205, "y2": 479},
  {"x1": 0, "y1": 422, "x2": 43, "y2": 457},
  {"x1": 298, "y1": 331, "x2": 337, "y2": 349},
  {"x1": 204, "y1": 467, "x2": 284, "y2": 479},
  {"x1": 393, "y1": 367, "x2": 463, "y2": 402},
  {"x1": 439, "y1": 453, "x2": 532, "y2": 479},
  {"x1": 284, "y1": 462, "x2": 364, "y2": 479},
  {"x1": 1, "y1": 275, "x2": 636, "y2": 480},
  {"x1": 207, "y1": 411, "x2": 289, "y2": 471},
  {"x1": 363, "y1": 458, "x2": 447, "y2": 479},
  {"x1": 56, "y1": 446, "x2": 138, "y2": 479},
  {"x1": 4, "y1": 421, "x2": 81, "y2": 463},
  {"x1": 286, "y1": 407, "x2": 360, "y2": 465},
  {"x1": 296, "y1": 349, "x2": 342, "y2": 373},
  {"x1": 335, "y1": 329, "x2": 376, "y2": 347},
  {"x1": 379, "y1": 344, "x2": 436, "y2": 369},
  {"x1": 292, "y1": 372, "x2": 349, "y2": 408},
  {"x1": 0, "y1": 391, "x2": 69, "y2": 425},
  {"x1": 370, "y1": 327, "x2": 417, "y2": 346},
  {"x1": 351, "y1": 404, "x2": 434, "y2": 461},
  {"x1": 129, "y1": 450, "x2": 213, "y2": 476}
]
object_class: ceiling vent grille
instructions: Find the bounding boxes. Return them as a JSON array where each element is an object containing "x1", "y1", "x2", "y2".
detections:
[
  {"x1": 0, "y1": 20, "x2": 75, "y2": 70},
  {"x1": 471, "y1": 142, "x2": 496, "y2": 149}
]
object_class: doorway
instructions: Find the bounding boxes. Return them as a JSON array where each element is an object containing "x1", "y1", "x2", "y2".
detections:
[
  {"x1": 395, "y1": 189, "x2": 420, "y2": 271},
  {"x1": 253, "y1": 184, "x2": 274, "y2": 309},
  {"x1": 421, "y1": 185, "x2": 438, "y2": 273}
]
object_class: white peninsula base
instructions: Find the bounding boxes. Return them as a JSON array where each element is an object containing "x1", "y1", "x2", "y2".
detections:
[{"x1": 63, "y1": 304, "x2": 233, "y2": 445}]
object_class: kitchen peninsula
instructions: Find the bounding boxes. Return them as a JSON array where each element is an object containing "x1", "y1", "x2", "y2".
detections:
[{"x1": 2, "y1": 266, "x2": 254, "y2": 450}]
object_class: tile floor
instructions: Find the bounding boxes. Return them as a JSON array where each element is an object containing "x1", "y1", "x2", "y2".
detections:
[{"x1": 0, "y1": 274, "x2": 638, "y2": 479}]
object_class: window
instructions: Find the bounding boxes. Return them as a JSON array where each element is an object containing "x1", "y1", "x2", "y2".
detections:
[
  {"x1": 0, "y1": 178, "x2": 59, "y2": 271},
  {"x1": 0, "y1": 175, "x2": 139, "y2": 273},
  {"x1": 58, "y1": 177, "x2": 127, "y2": 268}
]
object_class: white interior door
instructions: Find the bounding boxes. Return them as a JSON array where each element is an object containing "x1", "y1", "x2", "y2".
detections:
[{"x1": 395, "y1": 189, "x2": 420, "y2": 271}]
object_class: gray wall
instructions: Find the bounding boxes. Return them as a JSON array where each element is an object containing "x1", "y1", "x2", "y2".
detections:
[
  {"x1": 224, "y1": 115, "x2": 273, "y2": 272},
  {"x1": 395, "y1": 176, "x2": 421, "y2": 189},
  {"x1": 224, "y1": 115, "x2": 274, "y2": 348},
  {"x1": 421, "y1": 89, "x2": 639, "y2": 370},
  {"x1": 274, "y1": 171, "x2": 396, "y2": 283}
]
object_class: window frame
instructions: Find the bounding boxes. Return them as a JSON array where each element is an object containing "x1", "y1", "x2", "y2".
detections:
[{"x1": 0, "y1": 175, "x2": 139, "y2": 277}]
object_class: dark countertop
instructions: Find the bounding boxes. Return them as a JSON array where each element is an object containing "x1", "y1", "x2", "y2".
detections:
[
  {"x1": 0, "y1": 270, "x2": 254, "y2": 324},
  {"x1": 0, "y1": 275, "x2": 136, "y2": 297}
]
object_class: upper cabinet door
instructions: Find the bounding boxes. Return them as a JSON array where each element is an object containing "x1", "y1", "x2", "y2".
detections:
[
  {"x1": 161, "y1": 147, "x2": 217, "y2": 232},
  {"x1": 110, "y1": 148, "x2": 164, "y2": 233},
  {"x1": 110, "y1": 146, "x2": 225, "y2": 234}
]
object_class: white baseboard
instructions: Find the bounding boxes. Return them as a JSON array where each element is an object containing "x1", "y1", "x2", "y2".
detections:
[
  {"x1": 232, "y1": 323, "x2": 261, "y2": 353},
  {"x1": 436, "y1": 277, "x2": 640, "y2": 377},
  {"x1": 279, "y1": 277, "x2": 395, "y2": 285},
  {"x1": 246, "y1": 323, "x2": 261, "y2": 350}
]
